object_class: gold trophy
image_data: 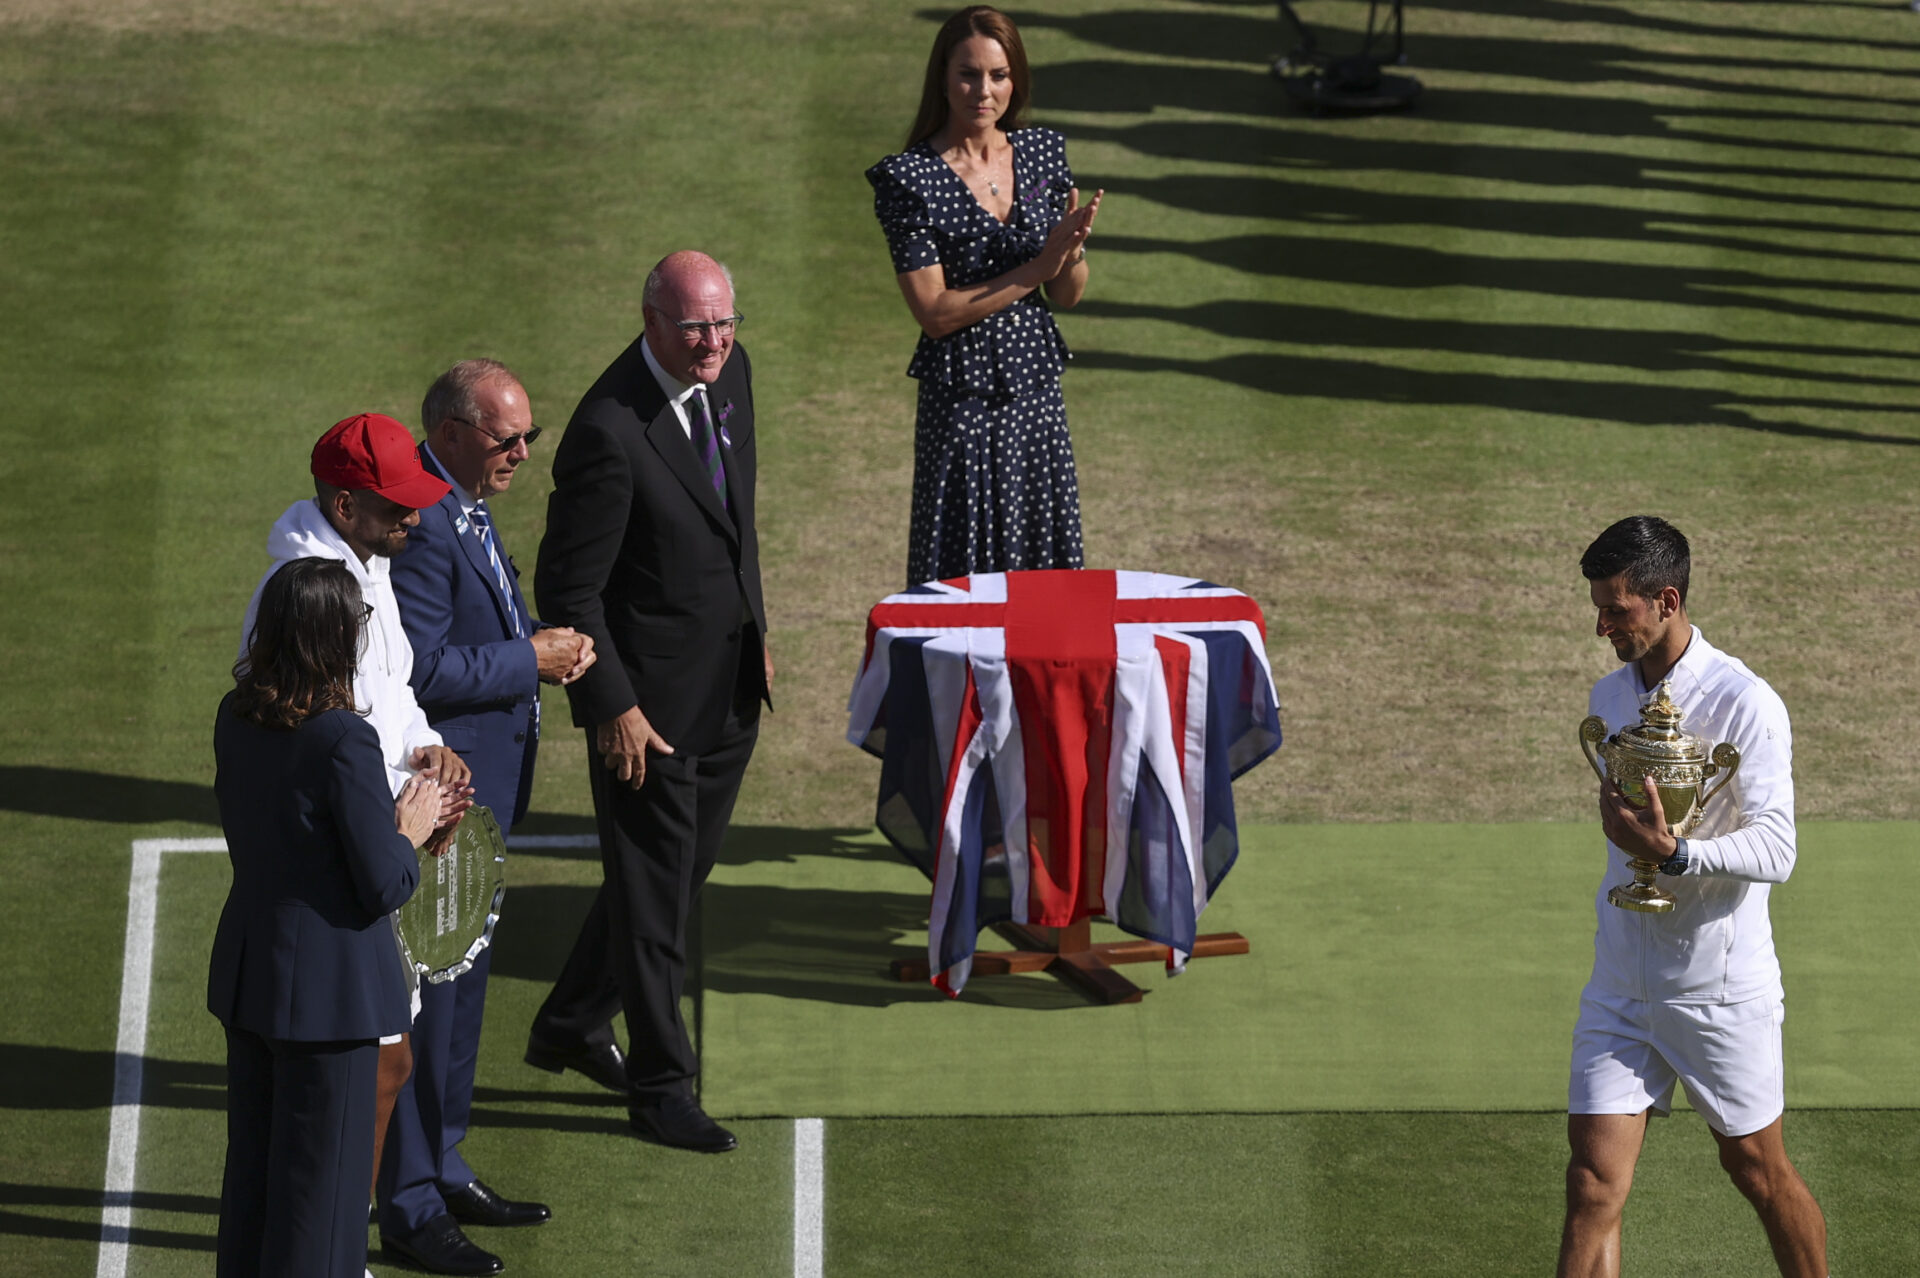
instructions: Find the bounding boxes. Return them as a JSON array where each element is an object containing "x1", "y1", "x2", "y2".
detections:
[{"x1": 1578, "y1": 683, "x2": 1740, "y2": 914}]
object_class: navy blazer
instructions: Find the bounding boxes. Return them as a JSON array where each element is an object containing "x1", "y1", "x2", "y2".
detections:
[
  {"x1": 208, "y1": 696, "x2": 418, "y2": 1042},
  {"x1": 537, "y1": 339, "x2": 769, "y2": 752},
  {"x1": 390, "y1": 445, "x2": 542, "y2": 828}
]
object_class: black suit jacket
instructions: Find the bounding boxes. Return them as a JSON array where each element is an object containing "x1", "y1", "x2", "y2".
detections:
[
  {"x1": 208, "y1": 696, "x2": 419, "y2": 1043},
  {"x1": 537, "y1": 336, "x2": 768, "y2": 753}
]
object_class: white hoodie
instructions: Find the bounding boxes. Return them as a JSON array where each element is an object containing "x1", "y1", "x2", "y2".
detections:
[{"x1": 238, "y1": 498, "x2": 442, "y2": 796}]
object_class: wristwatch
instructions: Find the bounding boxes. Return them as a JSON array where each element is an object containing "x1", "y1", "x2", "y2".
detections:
[{"x1": 1658, "y1": 837, "x2": 1691, "y2": 877}]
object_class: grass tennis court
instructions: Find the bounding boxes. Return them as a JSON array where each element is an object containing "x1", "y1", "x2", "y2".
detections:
[{"x1": 2, "y1": 0, "x2": 1917, "y2": 1274}]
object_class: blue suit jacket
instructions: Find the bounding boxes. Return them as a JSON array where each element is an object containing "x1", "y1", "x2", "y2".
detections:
[
  {"x1": 390, "y1": 447, "x2": 542, "y2": 828},
  {"x1": 208, "y1": 697, "x2": 419, "y2": 1042}
]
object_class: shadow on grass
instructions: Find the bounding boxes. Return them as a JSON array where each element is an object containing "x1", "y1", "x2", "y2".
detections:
[
  {"x1": 0, "y1": 766, "x2": 217, "y2": 826},
  {"x1": 0, "y1": 1181, "x2": 217, "y2": 1215},
  {"x1": 0, "y1": 1179, "x2": 216, "y2": 1254},
  {"x1": 491, "y1": 825, "x2": 1103, "y2": 1011},
  {"x1": 1073, "y1": 297, "x2": 1920, "y2": 391},
  {"x1": 1094, "y1": 227, "x2": 1920, "y2": 329},
  {"x1": 1018, "y1": 6, "x2": 1920, "y2": 108},
  {"x1": 0, "y1": 1044, "x2": 222, "y2": 1112},
  {"x1": 0, "y1": 775, "x2": 609, "y2": 846},
  {"x1": 1072, "y1": 347, "x2": 1920, "y2": 445},
  {"x1": 998, "y1": 7, "x2": 1920, "y2": 432},
  {"x1": 0, "y1": 1204, "x2": 215, "y2": 1253}
]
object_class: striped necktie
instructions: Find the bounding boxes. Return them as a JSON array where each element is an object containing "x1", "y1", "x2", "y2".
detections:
[
  {"x1": 470, "y1": 503, "x2": 526, "y2": 639},
  {"x1": 689, "y1": 387, "x2": 729, "y2": 513}
]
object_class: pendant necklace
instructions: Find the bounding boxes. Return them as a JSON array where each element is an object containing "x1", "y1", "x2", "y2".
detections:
[{"x1": 945, "y1": 138, "x2": 1001, "y2": 199}]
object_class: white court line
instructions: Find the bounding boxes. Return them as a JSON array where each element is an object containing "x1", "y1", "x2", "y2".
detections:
[
  {"x1": 98, "y1": 834, "x2": 827, "y2": 1278},
  {"x1": 793, "y1": 1117, "x2": 825, "y2": 1278},
  {"x1": 97, "y1": 838, "x2": 223, "y2": 1278}
]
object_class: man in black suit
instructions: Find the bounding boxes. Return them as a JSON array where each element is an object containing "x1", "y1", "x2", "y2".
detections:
[{"x1": 527, "y1": 251, "x2": 771, "y2": 1154}]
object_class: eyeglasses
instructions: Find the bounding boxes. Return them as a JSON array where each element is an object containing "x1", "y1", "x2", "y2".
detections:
[
  {"x1": 664, "y1": 314, "x2": 745, "y2": 342},
  {"x1": 357, "y1": 602, "x2": 376, "y2": 624},
  {"x1": 451, "y1": 416, "x2": 543, "y2": 452}
]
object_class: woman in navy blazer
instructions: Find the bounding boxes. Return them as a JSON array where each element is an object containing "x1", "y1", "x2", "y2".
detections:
[{"x1": 210, "y1": 556, "x2": 440, "y2": 1278}]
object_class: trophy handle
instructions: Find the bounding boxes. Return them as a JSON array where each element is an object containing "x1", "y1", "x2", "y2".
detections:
[
  {"x1": 1579, "y1": 717, "x2": 1609, "y2": 783},
  {"x1": 1697, "y1": 742, "x2": 1741, "y2": 811}
]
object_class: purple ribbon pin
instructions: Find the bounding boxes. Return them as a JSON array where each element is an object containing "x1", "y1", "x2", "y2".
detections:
[{"x1": 718, "y1": 400, "x2": 735, "y2": 447}]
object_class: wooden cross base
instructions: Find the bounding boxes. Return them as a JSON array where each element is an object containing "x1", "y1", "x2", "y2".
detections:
[{"x1": 888, "y1": 917, "x2": 1250, "y2": 1004}]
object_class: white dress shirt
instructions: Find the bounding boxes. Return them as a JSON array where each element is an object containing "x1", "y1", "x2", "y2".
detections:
[
  {"x1": 641, "y1": 333, "x2": 708, "y2": 440},
  {"x1": 1584, "y1": 626, "x2": 1796, "y2": 1005}
]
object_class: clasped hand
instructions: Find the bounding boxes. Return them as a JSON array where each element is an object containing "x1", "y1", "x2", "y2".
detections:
[
  {"x1": 532, "y1": 626, "x2": 596, "y2": 685},
  {"x1": 1599, "y1": 773, "x2": 1678, "y2": 863}
]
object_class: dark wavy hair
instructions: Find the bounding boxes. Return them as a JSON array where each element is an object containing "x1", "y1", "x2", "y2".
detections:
[
  {"x1": 906, "y1": 6, "x2": 1032, "y2": 148},
  {"x1": 1581, "y1": 515, "x2": 1691, "y2": 604},
  {"x1": 232, "y1": 557, "x2": 364, "y2": 730}
]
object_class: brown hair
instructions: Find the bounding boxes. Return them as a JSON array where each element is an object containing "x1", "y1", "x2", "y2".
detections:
[
  {"x1": 906, "y1": 6, "x2": 1032, "y2": 148},
  {"x1": 233, "y1": 557, "x2": 363, "y2": 730}
]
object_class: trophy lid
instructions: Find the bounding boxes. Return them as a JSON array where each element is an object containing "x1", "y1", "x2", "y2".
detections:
[{"x1": 1611, "y1": 682, "x2": 1707, "y2": 765}]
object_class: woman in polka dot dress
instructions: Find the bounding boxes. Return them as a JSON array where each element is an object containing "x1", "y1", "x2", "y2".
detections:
[{"x1": 867, "y1": 4, "x2": 1104, "y2": 586}]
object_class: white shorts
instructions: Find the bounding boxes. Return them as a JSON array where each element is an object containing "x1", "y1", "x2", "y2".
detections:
[
  {"x1": 378, "y1": 912, "x2": 423, "y2": 1046},
  {"x1": 1568, "y1": 986, "x2": 1785, "y2": 1138}
]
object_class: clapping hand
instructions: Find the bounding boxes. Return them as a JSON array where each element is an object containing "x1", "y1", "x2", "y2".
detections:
[
  {"x1": 394, "y1": 774, "x2": 442, "y2": 849},
  {"x1": 1039, "y1": 186, "x2": 1103, "y2": 279},
  {"x1": 409, "y1": 744, "x2": 474, "y2": 827}
]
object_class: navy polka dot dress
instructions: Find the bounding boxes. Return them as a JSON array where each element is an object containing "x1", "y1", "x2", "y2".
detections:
[{"x1": 867, "y1": 127, "x2": 1086, "y2": 586}]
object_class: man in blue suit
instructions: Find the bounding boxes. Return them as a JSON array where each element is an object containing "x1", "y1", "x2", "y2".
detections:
[{"x1": 385, "y1": 359, "x2": 595, "y2": 1276}]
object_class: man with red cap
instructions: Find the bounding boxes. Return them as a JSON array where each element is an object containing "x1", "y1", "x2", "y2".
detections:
[
  {"x1": 241, "y1": 413, "x2": 471, "y2": 801},
  {"x1": 237, "y1": 411, "x2": 476, "y2": 1272}
]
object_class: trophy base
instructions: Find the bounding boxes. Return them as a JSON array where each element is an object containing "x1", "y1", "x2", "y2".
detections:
[{"x1": 1608, "y1": 882, "x2": 1676, "y2": 914}]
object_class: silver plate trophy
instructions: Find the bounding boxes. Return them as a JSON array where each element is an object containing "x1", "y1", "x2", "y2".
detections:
[{"x1": 395, "y1": 804, "x2": 507, "y2": 984}]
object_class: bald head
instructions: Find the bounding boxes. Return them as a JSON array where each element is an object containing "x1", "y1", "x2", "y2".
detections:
[{"x1": 641, "y1": 251, "x2": 739, "y2": 387}]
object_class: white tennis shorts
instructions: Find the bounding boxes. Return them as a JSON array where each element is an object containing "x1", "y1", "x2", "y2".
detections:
[{"x1": 1568, "y1": 985, "x2": 1786, "y2": 1138}]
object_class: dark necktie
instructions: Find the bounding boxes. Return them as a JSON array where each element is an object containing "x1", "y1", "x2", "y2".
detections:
[{"x1": 689, "y1": 387, "x2": 729, "y2": 513}]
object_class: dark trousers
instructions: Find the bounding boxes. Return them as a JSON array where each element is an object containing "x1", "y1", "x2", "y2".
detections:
[
  {"x1": 532, "y1": 701, "x2": 757, "y2": 1101},
  {"x1": 218, "y1": 1027, "x2": 378, "y2": 1278},
  {"x1": 377, "y1": 944, "x2": 491, "y2": 1233}
]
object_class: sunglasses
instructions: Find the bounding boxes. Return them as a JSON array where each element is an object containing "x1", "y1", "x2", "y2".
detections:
[{"x1": 451, "y1": 416, "x2": 543, "y2": 452}]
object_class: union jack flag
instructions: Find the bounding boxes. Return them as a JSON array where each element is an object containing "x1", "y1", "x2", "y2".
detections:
[{"x1": 847, "y1": 570, "x2": 1283, "y2": 995}]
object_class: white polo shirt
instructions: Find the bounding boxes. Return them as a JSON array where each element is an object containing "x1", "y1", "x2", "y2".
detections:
[{"x1": 1584, "y1": 626, "x2": 1796, "y2": 1005}]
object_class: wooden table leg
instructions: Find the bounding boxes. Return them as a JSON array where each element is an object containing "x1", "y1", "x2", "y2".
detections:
[{"x1": 890, "y1": 917, "x2": 1250, "y2": 1005}]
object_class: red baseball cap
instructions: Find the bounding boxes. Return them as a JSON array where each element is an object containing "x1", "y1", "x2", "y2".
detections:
[{"x1": 310, "y1": 412, "x2": 452, "y2": 509}]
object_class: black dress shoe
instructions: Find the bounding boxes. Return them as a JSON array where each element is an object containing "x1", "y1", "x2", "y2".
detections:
[
  {"x1": 524, "y1": 1034, "x2": 629, "y2": 1094},
  {"x1": 444, "y1": 1179, "x2": 551, "y2": 1228},
  {"x1": 381, "y1": 1213, "x2": 504, "y2": 1276},
  {"x1": 629, "y1": 1095, "x2": 738, "y2": 1153}
]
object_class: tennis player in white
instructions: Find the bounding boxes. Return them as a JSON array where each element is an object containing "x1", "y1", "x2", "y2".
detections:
[{"x1": 1557, "y1": 516, "x2": 1827, "y2": 1278}]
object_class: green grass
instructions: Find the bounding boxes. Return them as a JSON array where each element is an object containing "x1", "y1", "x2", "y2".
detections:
[
  {"x1": 9, "y1": 826, "x2": 1917, "y2": 1275},
  {"x1": 2, "y1": 0, "x2": 1918, "y2": 1274}
]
